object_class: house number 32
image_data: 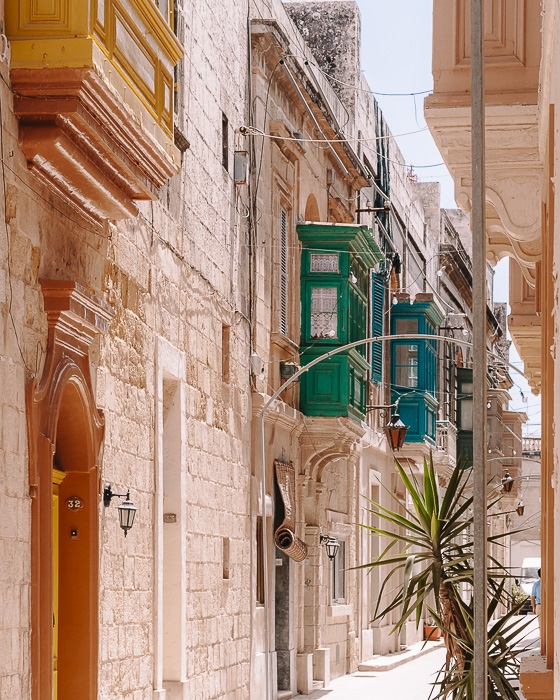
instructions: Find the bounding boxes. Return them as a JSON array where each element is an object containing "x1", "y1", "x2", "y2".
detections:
[{"x1": 66, "y1": 496, "x2": 84, "y2": 511}]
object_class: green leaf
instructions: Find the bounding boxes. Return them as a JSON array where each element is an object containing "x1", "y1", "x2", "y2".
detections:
[{"x1": 361, "y1": 451, "x2": 526, "y2": 700}]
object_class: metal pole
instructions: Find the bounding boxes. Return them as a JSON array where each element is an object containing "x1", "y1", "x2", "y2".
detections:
[
  {"x1": 471, "y1": 0, "x2": 488, "y2": 696},
  {"x1": 259, "y1": 410, "x2": 272, "y2": 700}
]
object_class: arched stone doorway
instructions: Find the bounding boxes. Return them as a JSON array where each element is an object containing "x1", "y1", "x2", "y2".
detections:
[{"x1": 27, "y1": 281, "x2": 113, "y2": 700}]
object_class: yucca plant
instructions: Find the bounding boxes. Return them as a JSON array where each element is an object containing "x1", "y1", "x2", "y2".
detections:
[{"x1": 360, "y1": 455, "x2": 531, "y2": 699}]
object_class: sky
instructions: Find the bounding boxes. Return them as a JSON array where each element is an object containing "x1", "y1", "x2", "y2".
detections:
[{"x1": 355, "y1": 0, "x2": 541, "y2": 435}]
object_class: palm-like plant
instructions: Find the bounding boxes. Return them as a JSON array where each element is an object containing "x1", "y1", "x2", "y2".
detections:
[{"x1": 360, "y1": 455, "x2": 531, "y2": 699}]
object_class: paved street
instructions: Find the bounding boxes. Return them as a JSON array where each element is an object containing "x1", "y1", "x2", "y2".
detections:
[
  {"x1": 306, "y1": 646, "x2": 447, "y2": 700},
  {"x1": 305, "y1": 616, "x2": 541, "y2": 700}
]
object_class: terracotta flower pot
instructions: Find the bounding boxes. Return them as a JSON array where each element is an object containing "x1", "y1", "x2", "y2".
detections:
[{"x1": 424, "y1": 624, "x2": 441, "y2": 641}]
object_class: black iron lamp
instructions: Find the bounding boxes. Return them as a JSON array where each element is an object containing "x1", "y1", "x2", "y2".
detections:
[
  {"x1": 384, "y1": 413, "x2": 408, "y2": 451},
  {"x1": 501, "y1": 470, "x2": 514, "y2": 493},
  {"x1": 103, "y1": 484, "x2": 137, "y2": 537},
  {"x1": 516, "y1": 501, "x2": 525, "y2": 517},
  {"x1": 319, "y1": 533, "x2": 340, "y2": 561}
]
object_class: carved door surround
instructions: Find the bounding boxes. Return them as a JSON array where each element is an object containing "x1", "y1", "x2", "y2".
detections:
[
  {"x1": 27, "y1": 280, "x2": 113, "y2": 700},
  {"x1": 299, "y1": 416, "x2": 364, "y2": 657}
]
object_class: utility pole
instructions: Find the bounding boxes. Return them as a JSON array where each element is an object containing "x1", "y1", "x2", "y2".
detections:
[{"x1": 471, "y1": 0, "x2": 488, "y2": 697}]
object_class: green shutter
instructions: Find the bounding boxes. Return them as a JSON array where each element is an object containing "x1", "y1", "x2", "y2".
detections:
[{"x1": 371, "y1": 272, "x2": 384, "y2": 382}]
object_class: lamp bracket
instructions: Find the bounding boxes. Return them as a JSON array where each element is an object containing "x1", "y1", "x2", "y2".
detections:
[{"x1": 103, "y1": 483, "x2": 129, "y2": 508}]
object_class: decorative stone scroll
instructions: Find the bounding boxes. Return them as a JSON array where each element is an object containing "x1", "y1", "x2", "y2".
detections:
[{"x1": 274, "y1": 461, "x2": 308, "y2": 562}]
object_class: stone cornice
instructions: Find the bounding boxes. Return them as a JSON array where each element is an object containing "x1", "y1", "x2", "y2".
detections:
[{"x1": 425, "y1": 103, "x2": 542, "y2": 281}]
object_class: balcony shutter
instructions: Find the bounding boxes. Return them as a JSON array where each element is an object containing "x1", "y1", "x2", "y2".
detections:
[
  {"x1": 279, "y1": 207, "x2": 289, "y2": 335},
  {"x1": 371, "y1": 272, "x2": 384, "y2": 382}
]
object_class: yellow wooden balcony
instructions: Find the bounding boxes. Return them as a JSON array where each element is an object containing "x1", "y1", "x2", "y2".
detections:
[{"x1": 6, "y1": 0, "x2": 183, "y2": 223}]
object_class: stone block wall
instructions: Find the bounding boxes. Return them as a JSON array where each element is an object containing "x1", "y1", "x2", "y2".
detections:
[{"x1": 0, "y1": 0, "x2": 253, "y2": 697}]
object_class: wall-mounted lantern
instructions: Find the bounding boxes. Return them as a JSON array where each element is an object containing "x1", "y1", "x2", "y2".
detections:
[
  {"x1": 319, "y1": 533, "x2": 340, "y2": 561},
  {"x1": 516, "y1": 501, "x2": 525, "y2": 517},
  {"x1": 501, "y1": 470, "x2": 514, "y2": 493},
  {"x1": 384, "y1": 413, "x2": 408, "y2": 451},
  {"x1": 103, "y1": 484, "x2": 137, "y2": 536}
]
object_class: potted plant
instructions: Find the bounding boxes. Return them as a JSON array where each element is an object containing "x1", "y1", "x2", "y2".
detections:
[
  {"x1": 511, "y1": 581, "x2": 529, "y2": 614},
  {"x1": 360, "y1": 455, "x2": 531, "y2": 699},
  {"x1": 423, "y1": 614, "x2": 441, "y2": 641}
]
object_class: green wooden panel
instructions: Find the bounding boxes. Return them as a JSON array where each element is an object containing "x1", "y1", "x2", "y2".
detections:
[{"x1": 300, "y1": 350, "x2": 368, "y2": 420}]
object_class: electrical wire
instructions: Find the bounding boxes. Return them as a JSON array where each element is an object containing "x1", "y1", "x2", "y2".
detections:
[
  {"x1": 241, "y1": 124, "x2": 429, "y2": 144},
  {"x1": 286, "y1": 52, "x2": 433, "y2": 97}
]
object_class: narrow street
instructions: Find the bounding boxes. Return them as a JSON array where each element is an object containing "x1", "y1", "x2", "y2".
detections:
[{"x1": 306, "y1": 614, "x2": 541, "y2": 700}]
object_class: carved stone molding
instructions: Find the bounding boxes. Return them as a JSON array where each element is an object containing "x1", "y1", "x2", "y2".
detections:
[
  {"x1": 12, "y1": 67, "x2": 181, "y2": 225},
  {"x1": 300, "y1": 416, "x2": 365, "y2": 485},
  {"x1": 27, "y1": 280, "x2": 113, "y2": 700},
  {"x1": 429, "y1": 0, "x2": 541, "y2": 106},
  {"x1": 425, "y1": 103, "x2": 542, "y2": 280}
]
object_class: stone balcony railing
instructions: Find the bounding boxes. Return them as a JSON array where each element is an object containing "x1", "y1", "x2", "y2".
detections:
[
  {"x1": 435, "y1": 420, "x2": 457, "y2": 466},
  {"x1": 523, "y1": 436, "x2": 542, "y2": 457}
]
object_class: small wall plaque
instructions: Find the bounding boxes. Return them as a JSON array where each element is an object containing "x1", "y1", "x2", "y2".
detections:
[
  {"x1": 66, "y1": 496, "x2": 84, "y2": 511},
  {"x1": 163, "y1": 513, "x2": 177, "y2": 523}
]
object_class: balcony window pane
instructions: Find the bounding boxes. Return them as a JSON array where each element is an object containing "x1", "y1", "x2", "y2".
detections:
[
  {"x1": 460, "y1": 400, "x2": 473, "y2": 431},
  {"x1": 310, "y1": 287, "x2": 338, "y2": 339},
  {"x1": 395, "y1": 344, "x2": 418, "y2": 387},
  {"x1": 158, "y1": 0, "x2": 170, "y2": 23},
  {"x1": 395, "y1": 318, "x2": 418, "y2": 334}
]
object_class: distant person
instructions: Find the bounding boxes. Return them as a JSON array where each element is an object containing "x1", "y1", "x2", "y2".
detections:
[{"x1": 531, "y1": 568, "x2": 541, "y2": 617}]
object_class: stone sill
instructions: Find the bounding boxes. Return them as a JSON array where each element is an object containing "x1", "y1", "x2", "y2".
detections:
[{"x1": 327, "y1": 604, "x2": 352, "y2": 618}]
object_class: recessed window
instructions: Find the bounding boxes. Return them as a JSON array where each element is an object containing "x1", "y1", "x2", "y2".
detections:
[
  {"x1": 222, "y1": 537, "x2": 230, "y2": 580},
  {"x1": 256, "y1": 518, "x2": 265, "y2": 604},
  {"x1": 222, "y1": 113, "x2": 229, "y2": 172},
  {"x1": 222, "y1": 324, "x2": 231, "y2": 383},
  {"x1": 332, "y1": 540, "x2": 346, "y2": 603}
]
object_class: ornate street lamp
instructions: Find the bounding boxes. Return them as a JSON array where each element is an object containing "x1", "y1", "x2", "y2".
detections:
[
  {"x1": 384, "y1": 413, "x2": 408, "y2": 451},
  {"x1": 516, "y1": 501, "x2": 525, "y2": 517},
  {"x1": 319, "y1": 533, "x2": 340, "y2": 561},
  {"x1": 103, "y1": 484, "x2": 137, "y2": 536}
]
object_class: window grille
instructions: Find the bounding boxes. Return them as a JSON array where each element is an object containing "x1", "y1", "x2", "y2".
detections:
[{"x1": 310, "y1": 253, "x2": 339, "y2": 273}]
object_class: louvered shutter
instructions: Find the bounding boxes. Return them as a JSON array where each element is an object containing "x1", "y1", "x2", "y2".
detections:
[
  {"x1": 279, "y1": 207, "x2": 289, "y2": 335},
  {"x1": 371, "y1": 272, "x2": 385, "y2": 382}
]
